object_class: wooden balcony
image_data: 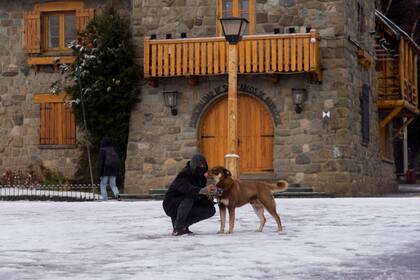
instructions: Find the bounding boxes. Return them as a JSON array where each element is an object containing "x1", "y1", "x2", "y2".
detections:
[
  {"x1": 377, "y1": 38, "x2": 419, "y2": 115},
  {"x1": 143, "y1": 31, "x2": 321, "y2": 81}
]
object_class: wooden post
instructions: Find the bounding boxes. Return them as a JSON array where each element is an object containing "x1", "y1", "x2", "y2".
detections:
[{"x1": 225, "y1": 43, "x2": 240, "y2": 179}]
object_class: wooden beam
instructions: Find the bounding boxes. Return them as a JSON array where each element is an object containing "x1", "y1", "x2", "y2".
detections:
[
  {"x1": 380, "y1": 106, "x2": 403, "y2": 128},
  {"x1": 27, "y1": 56, "x2": 75, "y2": 65},
  {"x1": 378, "y1": 99, "x2": 419, "y2": 114},
  {"x1": 34, "y1": 1, "x2": 84, "y2": 12},
  {"x1": 392, "y1": 116, "x2": 416, "y2": 140},
  {"x1": 34, "y1": 93, "x2": 68, "y2": 103}
]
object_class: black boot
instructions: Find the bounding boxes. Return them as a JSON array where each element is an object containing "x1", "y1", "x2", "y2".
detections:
[{"x1": 172, "y1": 227, "x2": 188, "y2": 236}]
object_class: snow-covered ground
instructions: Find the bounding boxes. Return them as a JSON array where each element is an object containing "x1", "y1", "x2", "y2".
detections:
[{"x1": 0, "y1": 198, "x2": 420, "y2": 280}]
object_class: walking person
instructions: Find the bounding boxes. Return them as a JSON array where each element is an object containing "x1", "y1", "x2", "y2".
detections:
[
  {"x1": 163, "y1": 153, "x2": 217, "y2": 236},
  {"x1": 97, "y1": 137, "x2": 120, "y2": 201}
]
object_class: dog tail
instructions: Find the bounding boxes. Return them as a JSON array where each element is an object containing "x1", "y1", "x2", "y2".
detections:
[{"x1": 269, "y1": 180, "x2": 289, "y2": 192}]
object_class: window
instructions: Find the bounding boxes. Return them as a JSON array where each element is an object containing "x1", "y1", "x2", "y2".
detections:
[
  {"x1": 360, "y1": 85, "x2": 370, "y2": 144},
  {"x1": 218, "y1": 0, "x2": 255, "y2": 35},
  {"x1": 42, "y1": 12, "x2": 77, "y2": 51},
  {"x1": 357, "y1": 2, "x2": 365, "y2": 37},
  {"x1": 23, "y1": 2, "x2": 93, "y2": 55},
  {"x1": 34, "y1": 94, "x2": 77, "y2": 145}
]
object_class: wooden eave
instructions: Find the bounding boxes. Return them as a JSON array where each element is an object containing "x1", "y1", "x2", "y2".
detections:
[{"x1": 375, "y1": 10, "x2": 420, "y2": 52}]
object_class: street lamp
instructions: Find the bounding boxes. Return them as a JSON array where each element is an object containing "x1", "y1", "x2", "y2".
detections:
[
  {"x1": 219, "y1": 17, "x2": 249, "y2": 44},
  {"x1": 219, "y1": 17, "x2": 248, "y2": 179}
]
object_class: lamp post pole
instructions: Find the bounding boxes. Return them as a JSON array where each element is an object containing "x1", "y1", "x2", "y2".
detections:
[
  {"x1": 219, "y1": 16, "x2": 248, "y2": 180},
  {"x1": 225, "y1": 43, "x2": 240, "y2": 179}
]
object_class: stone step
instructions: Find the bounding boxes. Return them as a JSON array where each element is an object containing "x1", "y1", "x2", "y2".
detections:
[
  {"x1": 149, "y1": 187, "x2": 314, "y2": 195},
  {"x1": 118, "y1": 194, "x2": 154, "y2": 200},
  {"x1": 273, "y1": 192, "x2": 335, "y2": 198},
  {"x1": 121, "y1": 191, "x2": 334, "y2": 200}
]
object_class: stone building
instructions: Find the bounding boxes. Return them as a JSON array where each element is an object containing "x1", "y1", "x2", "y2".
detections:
[
  {"x1": 0, "y1": 0, "x2": 129, "y2": 179},
  {"x1": 1, "y1": 1, "x2": 418, "y2": 196}
]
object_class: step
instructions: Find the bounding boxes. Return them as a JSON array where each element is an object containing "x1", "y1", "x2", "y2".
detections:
[
  {"x1": 149, "y1": 186, "x2": 314, "y2": 195},
  {"x1": 149, "y1": 187, "x2": 313, "y2": 196},
  {"x1": 149, "y1": 188, "x2": 168, "y2": 195},
  {"x1": 118, "y1": 193, "x2": 154, "y2": 200},
  {"x1": 122, "y1": 191, "x2": 334, "y2": 200},
  {"x1": 273, "y1": 191, "x2": 335, "y2": 198}
]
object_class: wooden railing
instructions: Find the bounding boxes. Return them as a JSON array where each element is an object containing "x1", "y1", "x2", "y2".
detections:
[
  {"x1": 399, "y1": 38, "x2": 418, "y2": 108},
  {"x1": 376, "y1": 37, "x2": 419, "y2": 115},
  {"x1": 144, "y1": 31, "x2": 321, "y2": 81}
]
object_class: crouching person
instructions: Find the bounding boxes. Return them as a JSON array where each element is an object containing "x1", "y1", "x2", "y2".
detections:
[{"x1": 163, "y1": 154, "x2": 216, "y2": 236}]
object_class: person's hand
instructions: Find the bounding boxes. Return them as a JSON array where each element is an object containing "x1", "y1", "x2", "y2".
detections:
[{"x1": 199, "y1": 184, "x2": 217, "y2": 196}]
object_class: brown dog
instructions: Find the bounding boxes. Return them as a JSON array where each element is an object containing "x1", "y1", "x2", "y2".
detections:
[{"x1": 209, "y1": 166, "x2": 288, "y2": 234}]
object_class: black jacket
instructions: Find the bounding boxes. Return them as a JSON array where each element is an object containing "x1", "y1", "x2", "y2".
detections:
[
  {"x1": 163, "y1": 164, "x2": 213, "y2": 216},
  {"x1": 97, "y1": 138, "x2": 120, "y2": 177}
]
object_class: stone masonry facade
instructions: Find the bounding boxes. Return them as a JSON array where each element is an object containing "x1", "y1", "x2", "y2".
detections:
[
  {"x1": 125, "y1": 0, "x2": 397, "y2": 195},
  {"x1": 0, "y1": 0, "x2": 397, "y2": 195},
  {"x1": 0, "y1": 0, "x2": 129, "y2": 181}
]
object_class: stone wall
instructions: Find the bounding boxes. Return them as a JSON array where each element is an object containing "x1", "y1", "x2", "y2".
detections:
[
  {"x1": 0, "y1": 0, "x2": 129, "y2": 181},
  {"x1": 126, "y1": 0, "x2": 397, "y2": 195}
]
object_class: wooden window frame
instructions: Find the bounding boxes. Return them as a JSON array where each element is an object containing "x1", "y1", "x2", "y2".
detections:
[
  {"x1": 42, "y1": 11, "x2": 77, "y2": 52},
  {"x1": 34, "y1": 93, "x2": 77, "y2": 146},
  {"x1": 218, "y1": 0, "x2": 255, "y2": 36},
  {"x1": 23, "y1": 1, "x2": 94, "y2": 65}
]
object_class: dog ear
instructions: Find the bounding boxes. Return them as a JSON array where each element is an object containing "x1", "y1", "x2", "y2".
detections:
[{"x1": 224, "y1": 169, "x2": 231, "y2": 177}]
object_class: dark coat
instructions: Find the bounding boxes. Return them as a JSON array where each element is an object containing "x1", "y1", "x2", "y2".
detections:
[
  {"x1": 163, "y1": 164, "x2": 214, "y2": 217},
  {"x1": 97, "y1": 138, "x2": 120, "y2": 177}
]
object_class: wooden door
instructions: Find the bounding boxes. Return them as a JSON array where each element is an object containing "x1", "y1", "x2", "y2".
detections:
[{"x1": 199, "y1": 94, "x2": 274, "y2": 173}]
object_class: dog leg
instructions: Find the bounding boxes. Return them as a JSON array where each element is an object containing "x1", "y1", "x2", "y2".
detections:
[
  {"x1": 260, "y1": 197, "x2": 283, "y2": 232},
  {"x1": 227, "y1": 207, "x2": 235, "y2": 234},
  {"x1": 218, "y1": 205, "x2": 226, "y2": 234},
  {"x1": 251, "y1": 200, "x2": 266, "y2": 232}
]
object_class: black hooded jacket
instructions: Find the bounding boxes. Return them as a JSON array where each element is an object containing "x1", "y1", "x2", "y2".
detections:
[
  {"x1": 97, "y1": 137, "x2": 120, "y2": 177},
  {"x1": 163, "y1": 157, "x2": 213, "y2": 216}
]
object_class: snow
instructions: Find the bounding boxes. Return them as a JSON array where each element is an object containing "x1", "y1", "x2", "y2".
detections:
[{"x1": 1, "y1": 197, "x2": 420, "y2": 280}]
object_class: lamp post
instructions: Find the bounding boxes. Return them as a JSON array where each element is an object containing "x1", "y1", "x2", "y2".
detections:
[{"x1": 219, "y1": 17, "x2": 248, "y2": 179}]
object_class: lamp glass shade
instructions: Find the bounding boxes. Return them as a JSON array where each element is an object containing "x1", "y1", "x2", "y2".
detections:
[
  {"x1": 219, "y1": 17, "x2": 249, "y2": 44},
  {"x1": 292, "y1": 89, "x2": 306, "y2": 105},
  {"x1": 163, "y1": 91, "x2": 178, "y2": 107}
]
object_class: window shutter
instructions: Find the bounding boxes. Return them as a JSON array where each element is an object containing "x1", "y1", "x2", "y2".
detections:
[
  {"x1": 39, "y1": 101, "x2": 76, "y2": 145},
  {"x1": 361, "y1": 85, "x2": 370, "y2": 144},
  {"x1": 23, "y1": 10, "x2": 41, "y2": 53},
  {"x1": 76, "y1": 8, "x2": 94, "y2": 32}
]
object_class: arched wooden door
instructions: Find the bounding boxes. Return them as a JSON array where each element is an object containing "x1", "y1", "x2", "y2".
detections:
[{"x1": 199, "y1": 94, "x2": 274, "y2": 173}]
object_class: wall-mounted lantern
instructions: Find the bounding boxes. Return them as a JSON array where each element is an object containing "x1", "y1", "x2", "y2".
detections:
[
  {"x1": 292, "y1": 88, "x2": 306, "y2": 114},
  {"x1": 163, "y1": 91, "x2": 179, "y2": 116}
]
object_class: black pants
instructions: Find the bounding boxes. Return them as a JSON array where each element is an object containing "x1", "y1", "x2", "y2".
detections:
[{"x1": 170, "y1": 197, "x2": 215, "y2": 230}]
